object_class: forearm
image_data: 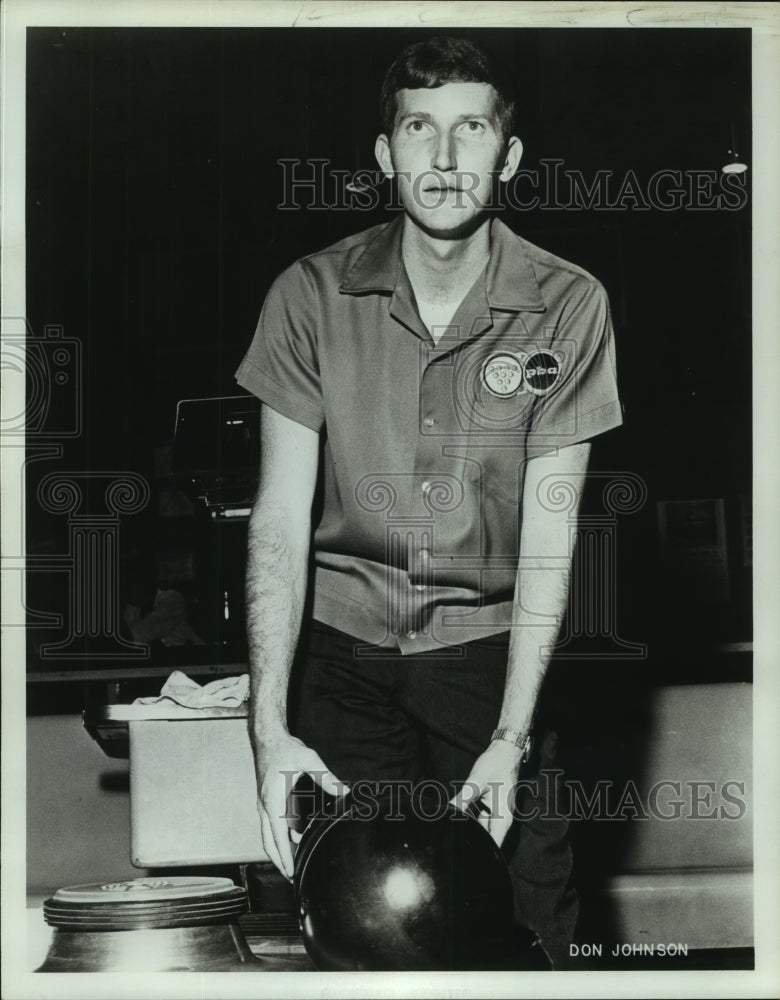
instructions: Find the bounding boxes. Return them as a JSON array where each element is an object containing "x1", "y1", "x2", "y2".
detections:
[
  {"x1": 456, "y1": 510, "x2": 578, "y2": 841},
  {"x1": 245, "y1": 495, "x2": 310, "y2": 748},
  {"x1": 497, "y1": 444, "x2": 589, "y2": 736},
  {"x1": 499, "y1": 549, "x2": 572, "y2": 735}
]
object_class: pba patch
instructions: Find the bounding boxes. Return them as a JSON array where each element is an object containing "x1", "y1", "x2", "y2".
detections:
[
  {"x1": 522, "y1": 350, "x2": 562, "y2": 396},
  {"x1": 482, "y1": 354, "x2": 525, "y2": 397},
  {"x1": 481, "y1": 350, "x2": 563, "y2": 398}
]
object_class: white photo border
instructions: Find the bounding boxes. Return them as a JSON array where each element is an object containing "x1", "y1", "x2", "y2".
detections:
[{"x1": 2, "y1": 2, "x2": 779, "y2": 999}]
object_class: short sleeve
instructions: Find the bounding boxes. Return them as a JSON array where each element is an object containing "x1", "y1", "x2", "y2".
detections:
[
  {"x1": 234, "y1": 261, "x2": 325, "y2": 432},
  {"x1": 526, "y1": 278, "x2": 622, "y2": 451}
]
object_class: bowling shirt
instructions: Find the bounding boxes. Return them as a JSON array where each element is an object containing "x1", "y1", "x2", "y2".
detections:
[{"x1": 235, "y1": 215, "x2": 622, "y2": 653}]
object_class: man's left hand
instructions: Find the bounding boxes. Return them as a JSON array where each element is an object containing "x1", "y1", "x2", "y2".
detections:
[{"x1": 452, "y1": 740, "x2": 525, "y2": 846}]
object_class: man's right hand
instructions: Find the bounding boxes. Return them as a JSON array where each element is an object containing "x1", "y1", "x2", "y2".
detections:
[{"x1": 252, "y1": 732, "x2": 349, "y2": 880}]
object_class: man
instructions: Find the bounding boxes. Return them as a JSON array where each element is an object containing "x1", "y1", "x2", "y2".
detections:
[{"x1": 235, "y1": 35, "x2": 622, "y2": 968}]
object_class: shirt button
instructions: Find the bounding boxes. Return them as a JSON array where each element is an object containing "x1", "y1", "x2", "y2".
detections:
[
  {"x1": 415, "y1": 584, "x2": 426, "y2": 591},
  {"x1": 407, "y1": 630, "x2": 417, "y2": 639},
  {"x1": 421, "y1": 481, "x2": 431, "y2": 494},
  {"x1": 419, "y1": 548, "x2": 430, "y2": 561},
  {"x1": 423, "y1": 417, "x2": 435, "y2": 427}
]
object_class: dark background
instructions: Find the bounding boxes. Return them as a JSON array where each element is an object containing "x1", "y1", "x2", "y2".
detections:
[{"x1": 25, "y1": 26, "x2": 752, "y2": 680}]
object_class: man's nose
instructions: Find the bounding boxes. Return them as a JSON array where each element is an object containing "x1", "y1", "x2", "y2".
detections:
[{"x1": 431, "y1": 131, "x2": 456, "y2": 172}]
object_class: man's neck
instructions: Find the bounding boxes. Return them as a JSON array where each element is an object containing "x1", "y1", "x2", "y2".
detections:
[{"x1": 401, "y1": 216, "x2": 491, "y2": 306}]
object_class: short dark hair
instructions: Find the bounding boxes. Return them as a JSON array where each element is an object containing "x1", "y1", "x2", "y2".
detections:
[{"x1": 379, "y1": 36, "x2": 516, "y2": 143}]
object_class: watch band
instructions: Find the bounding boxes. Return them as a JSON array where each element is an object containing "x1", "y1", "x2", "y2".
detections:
[{"x1": 490, "y1": 728, "x2": 532, "y2": 762}]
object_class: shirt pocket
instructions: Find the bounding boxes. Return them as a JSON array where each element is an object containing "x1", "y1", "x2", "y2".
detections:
[
  {"x1": 460, "y1": 389, "x2": 535, "y2": 506},
  {"x1": 463, "y1": 445, "x2": 527, "y2": 507}
]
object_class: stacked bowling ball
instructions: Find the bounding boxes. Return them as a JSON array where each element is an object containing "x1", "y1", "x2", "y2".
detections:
[
  {"x1": 38, "y1": 876, "x2": 256, "y2": 972},
  {"x1": 292, "y1": 786, "x2": 551, "y2": 971}
]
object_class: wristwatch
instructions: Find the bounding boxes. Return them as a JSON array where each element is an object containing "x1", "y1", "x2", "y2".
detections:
[{"x1": 490, "y1": 728, "x2": 533, "y2": 763}]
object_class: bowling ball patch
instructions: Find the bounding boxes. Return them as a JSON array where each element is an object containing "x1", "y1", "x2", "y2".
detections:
[{"x1": 481, "y1": 354, "x2": 524, "y2": 397}]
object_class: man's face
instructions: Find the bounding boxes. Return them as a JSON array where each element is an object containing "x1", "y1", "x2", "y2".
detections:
[{"x1": 375, "y1": 81, "x2": 521, "y2": 238}]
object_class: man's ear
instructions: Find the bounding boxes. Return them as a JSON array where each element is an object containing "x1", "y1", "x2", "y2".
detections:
[
  {"x1": 374, "y1": 134, "x2": 394, "y2": 179},
  {"x1": 499, "y1": 136, "x2": 523, "y2": 182}
]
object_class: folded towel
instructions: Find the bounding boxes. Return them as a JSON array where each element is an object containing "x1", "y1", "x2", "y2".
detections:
[{"x1": 134, "y1": 670, "x2": 249, "y2": 709}]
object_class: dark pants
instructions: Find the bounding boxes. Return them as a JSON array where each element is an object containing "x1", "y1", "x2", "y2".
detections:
[{"x1": 290, "y1": 620, "x2": 578, "y2": 969}]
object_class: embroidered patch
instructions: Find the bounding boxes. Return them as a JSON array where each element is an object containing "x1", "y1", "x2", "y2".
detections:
[
  {"x1": 481, "y1": 354, "x2": 525, "y2": 397},
  {"x1": 522, "y1": 350, "x2": 562, "y2": 396}
]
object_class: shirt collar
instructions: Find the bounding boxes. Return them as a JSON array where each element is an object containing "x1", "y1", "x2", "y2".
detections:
[
  {"x1": 485, "y1": 217, "x2": 546, "y2": 313},
  {"x1": 339, "y1": 215, "x2": 404, "y2": 294},
  {"x1": 339, "y1": 214, "x2": 546, "y2": 313}
]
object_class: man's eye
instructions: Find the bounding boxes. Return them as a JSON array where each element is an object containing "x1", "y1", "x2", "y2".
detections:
[
  {"x1": 461, "y1": 120, "x2": 485, "y2": 133},
  {"x1": 408, "y1": 120, "x2": 428, "y2": 133}
]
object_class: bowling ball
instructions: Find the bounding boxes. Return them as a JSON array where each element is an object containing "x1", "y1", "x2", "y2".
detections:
[{"x1": 293, "y1": 785, "x2": 545, "y2": 971}]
